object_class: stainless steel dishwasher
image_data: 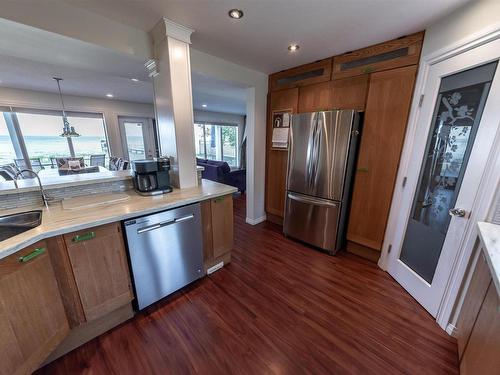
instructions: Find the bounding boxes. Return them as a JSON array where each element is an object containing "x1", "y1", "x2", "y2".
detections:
[{"x1": 123, "y1": 203, "x2": 204, "y2": 310}]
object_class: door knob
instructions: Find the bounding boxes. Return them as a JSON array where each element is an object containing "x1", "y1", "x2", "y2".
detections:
[{"x1": 449, "y1": 208, "x2": 466, "y2": 217}]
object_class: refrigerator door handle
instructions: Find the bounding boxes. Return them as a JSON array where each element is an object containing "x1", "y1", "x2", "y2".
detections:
[{"x1": 287, "y1": 192, "x2": 338, "y2": 208}]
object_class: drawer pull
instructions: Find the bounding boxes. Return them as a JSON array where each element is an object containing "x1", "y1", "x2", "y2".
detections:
[
  {"x1": 214, "y1": 196, "x2": 225, "y2": 203},
  {"x1": 18, "y1": 247, "x2": 45, "y2": 263},
  {"x1": 72, "y1": 231, "x2": 96, "y2": 243}
]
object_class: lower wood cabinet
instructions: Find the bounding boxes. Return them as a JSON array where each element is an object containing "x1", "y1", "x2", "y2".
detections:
[
  {"x1": 0, "y1": 241, "x2": 69, "y2": 375},
  {"x1": 460, "y1": 282, "x2": 500, "y2": 374},
  {"x1": 63, "y1": 223, "x2": 133, "y2": 322},
  {"x1": 202, "y1": 194, "x2": 234, "y2": 271}
]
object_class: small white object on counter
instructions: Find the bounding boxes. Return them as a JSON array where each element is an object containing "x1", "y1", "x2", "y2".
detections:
[{"x1": 477, "y1": 222, "x2": 500, "y2": 296}]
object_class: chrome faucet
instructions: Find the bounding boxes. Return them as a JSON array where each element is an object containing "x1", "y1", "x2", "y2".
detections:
[{"x1": 15, "y1": 169, "x2": 49, "y2": 208}]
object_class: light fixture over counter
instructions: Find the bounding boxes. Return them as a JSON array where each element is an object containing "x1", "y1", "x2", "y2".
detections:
[
  {"x1": 288, "y1": 44, "x2": 300, "y2": 52},
  {"x1": 54, "y1": 77, "x2": 80, "y2": 138}
]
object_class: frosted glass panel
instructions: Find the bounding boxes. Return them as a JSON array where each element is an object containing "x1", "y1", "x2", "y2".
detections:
[{"x1": 399, "y1": 61, "x2": 497, "y2": 283}]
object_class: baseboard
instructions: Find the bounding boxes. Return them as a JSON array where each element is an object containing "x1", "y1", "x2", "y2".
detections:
[
  {"x1": 346, "y1": 241, "x2": 381, "y2": 263},
  {"x1": 446, "y1": 323, "x2": 458, "y2": 337},
  {"x1": 246, "y1": 215, "x2": 267, "y2": 225},
  {"x1": 41, "y1": 303, "x2": 134, "y2": 367},
  {"x1": 266, "y1": 213, "x2": 284, "y2": 225}
]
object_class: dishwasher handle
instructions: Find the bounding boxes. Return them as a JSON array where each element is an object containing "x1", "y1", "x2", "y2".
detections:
[{"x1": 137, "y1": 214, "x2": 194, "y2": 234}]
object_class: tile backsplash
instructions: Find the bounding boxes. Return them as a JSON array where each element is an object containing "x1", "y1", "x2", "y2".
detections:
[{"x1": 0, "y1": 179, "x2": 134, "y2": 210}]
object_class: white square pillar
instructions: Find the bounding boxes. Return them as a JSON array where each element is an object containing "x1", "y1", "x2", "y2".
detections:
[{"x1": 149, "y1": 18, "x2": 197, "y2": 188}]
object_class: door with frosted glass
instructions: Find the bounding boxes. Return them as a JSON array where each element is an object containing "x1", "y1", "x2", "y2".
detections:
[
  {"x1": 119, "y1": 117, "x2": 157, "y2": 161},
  {"x1": 400, "y1": 62, "x2": 497, "y2": 284}
]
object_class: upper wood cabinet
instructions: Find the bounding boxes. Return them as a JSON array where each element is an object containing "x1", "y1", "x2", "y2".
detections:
[
  {"x1": 64, "y1": 223, "x2": 133, "y2": 322},
  {"x1": 201, "y1": 195, "x2": 234, "y2": 271},
  {"x1": 298, "y1": 75, "x2": 369, "y2": 113},
  {"x1": 347, "y1": 65, "x2": 417, "y2": 251},
  {"x1": 298, "y1": 81, "x2": 331, "y2": 113},
  {"x1": 0, "y1": 241, "x2": 69, "y2": 375},
  {"x1": 331, "y1": 75, "x2": 369, "y2": 110},
  {"x1": 269, "y1": 58, "x2": 332, "y2": 91},
  {"x1": 332, "y1": 32, "x2": 424, "y2": 79},
  {"x1": 266, "y1": 88, "x2": 298, "y2": 219}
]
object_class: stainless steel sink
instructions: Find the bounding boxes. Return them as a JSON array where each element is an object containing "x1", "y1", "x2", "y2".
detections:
[{"x1": 0, "y1": 210, "x2": 42, "y2": 241}]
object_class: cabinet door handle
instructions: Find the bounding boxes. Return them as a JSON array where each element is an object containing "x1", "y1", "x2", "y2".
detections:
[
  {"x1": 18, "y1": 247, "x2": 45, "y2": 263},
  {"x1": 72, "y1": 231, "x2": 96, "y2": 243},
  {"x1": 214, "y1": 196, "x2": 225, "y2": 203}
]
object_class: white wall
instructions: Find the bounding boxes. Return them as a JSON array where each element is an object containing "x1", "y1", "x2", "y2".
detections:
[
  {"x1": 421, "y1": 0, "x2": 500, "y2": 57},
  {"x1": 191, "y1": 49, "x2": 268, "y2": 224},
  {"x1": 0, "y1": 87, "x2": 154, "y2": 158},
  {"x1": 193, "y1": 109, "x2": 246, "y2": 166}
]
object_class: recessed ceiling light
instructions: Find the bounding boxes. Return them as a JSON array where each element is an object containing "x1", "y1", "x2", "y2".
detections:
[
  {"x1": 202, "y1": 104, "x2": 207, "y2": 108},
  {"x1": 288, "y1": 44, "x2": 300, "y2": 52},
  {"x1": 228, "y1": 9, "x2": 243, "y2": 19},
  {"x1": 106, "y1": 93, "x2": 114, "y2": 98},
  {"x1": 131, "y1": 78, "x2": 139, "y2": 82}
]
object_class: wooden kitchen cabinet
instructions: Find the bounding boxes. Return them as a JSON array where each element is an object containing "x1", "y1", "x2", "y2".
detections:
[
  {"x1": 0, "y1": 241, "x2": 69, "y2": 375},
  {"x1": 202, "y1": 195, "x2": 234, "y2": 271},
  {"x1": 265, "y1": 87, "x2": 298, "y2": 220},
  {"x1": 298, "y1": 81, "x2": 332, "y2": 113},
  {"x1": 330, "y1": 75, "x2": 369, "y2": 110},
  {"x1": 332, "y1": 32, "x2": 424, "y2": 79},
  {"x1": 460, "y1": 282, "x2": 500, "y2": 374},
  {"x1": 347, "y1": 65, "x2": 417, "y2": 251},
  {"x1": 269, "y1": 58, "x2": 332, "y2": 91},
  {"x1": 64, "y1": 223, "x2": 133, "y2": 322}
]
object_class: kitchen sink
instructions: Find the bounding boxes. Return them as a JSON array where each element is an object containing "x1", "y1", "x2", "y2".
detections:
[{"x1": 0, "y1": 210, "x2": 42, "y2": 241}]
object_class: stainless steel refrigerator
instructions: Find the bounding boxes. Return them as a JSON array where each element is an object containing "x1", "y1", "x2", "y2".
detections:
[{"x1": 283, "y1": 110, "x2": 361, "y2": 254}]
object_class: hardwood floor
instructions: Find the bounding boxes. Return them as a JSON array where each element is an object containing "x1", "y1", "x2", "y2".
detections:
[{"x1": 37, "y1": 195, "x2": 459, "y2": 374}]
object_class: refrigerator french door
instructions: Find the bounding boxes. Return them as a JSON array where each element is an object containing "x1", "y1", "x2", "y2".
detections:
[{"x1": 283, "y1": 110, "x2": 361, "y2": 254}]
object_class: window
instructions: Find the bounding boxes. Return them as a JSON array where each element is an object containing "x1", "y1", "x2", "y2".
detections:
[
  {"x1": 194, "y1": 123, "x2": 239, "y2": 167},
  {"x1": 2, "y1": 109, "x2": 109, "y2": 168},
  {"x1": 0, "y1": 112, "x2": 18, "y2": 165},
  {"x1": 16, "y1": 112, "x2": 73, "y2": 166},
  {"x1": 68, "y1": 114, "x2": 109, "y2": 164}
]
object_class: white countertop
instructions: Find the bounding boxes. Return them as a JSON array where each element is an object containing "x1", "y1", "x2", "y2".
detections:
[
  {"x1": 0, "y1": 179, "x2": 237, "y2": 260},
  {"x1": 477, "y1": 222, "x2": 500, "y2": 295}
]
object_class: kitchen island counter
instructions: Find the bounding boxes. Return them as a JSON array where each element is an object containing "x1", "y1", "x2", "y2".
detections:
[{"x1": 0, "y1": 179, "x2": 236, "y2": 260}]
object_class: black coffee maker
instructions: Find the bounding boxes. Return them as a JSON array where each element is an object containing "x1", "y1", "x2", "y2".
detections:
[{"x1": 131, "y1": 158, "x2": 173, "y2": 196}]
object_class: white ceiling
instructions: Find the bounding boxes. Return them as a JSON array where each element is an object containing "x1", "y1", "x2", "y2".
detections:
[
  {"x1": 0, "y1": 17, "x2": 246, "y2": 114},
  {"x1": 191, "y1": 72, "x2": 247, "y2": 115},
  {"x1": 0, "y1": 17, "x2": 153, "y2": 103},
  {"x1": 63, "y1": 0, "x2": 470, "y2": 73}
]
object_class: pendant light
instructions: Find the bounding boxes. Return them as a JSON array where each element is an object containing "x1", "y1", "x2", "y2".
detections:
[{"x1": 54, "y1": 77, "x2": 80, "y2": 138}]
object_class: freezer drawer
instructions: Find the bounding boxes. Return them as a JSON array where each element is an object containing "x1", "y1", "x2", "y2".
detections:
[
  {"x1": 283, "y1": 192, "x2": 341, "y2": 253},
  {"x1": 123, "y1": 203, "x2": 204, "y2": 310}
]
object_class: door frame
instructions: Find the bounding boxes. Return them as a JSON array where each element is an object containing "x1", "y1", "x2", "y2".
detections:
[
  {"x1": 378, "y1": 23, "x2": 500, "y2": 331},
  {"x1": 118, "y1": 116, "x2": 157, "y2": 160}
]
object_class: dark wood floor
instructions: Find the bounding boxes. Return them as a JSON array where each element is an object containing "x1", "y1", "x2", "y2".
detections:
[{"x1": 37, "y1": 195, "x2": 458, "y2": 374}]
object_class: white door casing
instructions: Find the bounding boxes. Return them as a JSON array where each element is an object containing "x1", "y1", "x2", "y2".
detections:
[
  {"x1": 379, "y1": 28, "x2": 500, "y2": 328},
  {"x1": 119, "y1": 116, "x2": 157, "y2": 160}
]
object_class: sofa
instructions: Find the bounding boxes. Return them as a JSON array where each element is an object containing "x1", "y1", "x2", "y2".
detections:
[{"x1": 196, "y1": 158, "x2": 246, "y2": 193}]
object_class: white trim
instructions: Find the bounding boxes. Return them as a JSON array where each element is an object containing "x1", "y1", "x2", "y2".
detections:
[
  {"x1": 379, "y1": 23, "x2": 500, "y2": 332},
  {"x1": 446, "y1": 323, "x2": 457, "y2": 337},
  {"x1": 246, "y1": 215, "x2": 267, "y2": 225},
  {"x1": 163, "y1": 18, "x2": 194, "y2": 44}
]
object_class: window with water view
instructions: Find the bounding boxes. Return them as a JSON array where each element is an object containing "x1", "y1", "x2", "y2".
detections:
[{"x1": 0, "y1": 109, "x2": 109, "y2": 169}]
